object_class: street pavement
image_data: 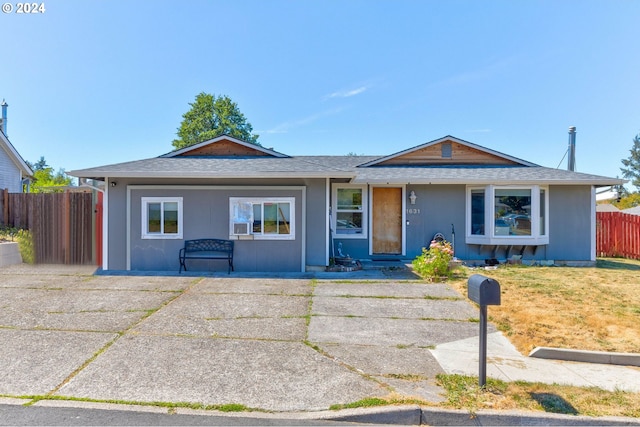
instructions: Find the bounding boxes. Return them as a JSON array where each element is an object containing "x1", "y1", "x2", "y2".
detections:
[{"x1": 0, "y1": 263, "x2": 639, "y2": 425}]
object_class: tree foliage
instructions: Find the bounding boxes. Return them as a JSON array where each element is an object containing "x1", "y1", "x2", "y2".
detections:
[
  {"x1": 620, "y1": 133, "x2": 640, "y2": 189},
  {"x1": 26, "y1": 157, "x2": 72, "y2": 193},
  {"x1": 613, "y1": 192, "x2": 640, "y2": 209},
  {"x1": 172, "y1": 93, "x2": 259, "y2": 150}
]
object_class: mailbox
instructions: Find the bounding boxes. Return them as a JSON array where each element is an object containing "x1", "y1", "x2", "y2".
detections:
[{"x1": 467, "y1": 274, "x2": 501, "y2": 306}]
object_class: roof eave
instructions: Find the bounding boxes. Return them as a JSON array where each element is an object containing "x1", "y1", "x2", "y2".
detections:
[
  {"x1": 160, "y1": 135, "x2": 289, "y2": 158},
  {"x1": 351, "y1": 177, "x2": 626, "y2": 186},
  {"x1": 0, "y1": 131, "x2": 34, "y2": 177},
  {"x1": 68, "y1": 171, "x2": 355, "y2": 180}
]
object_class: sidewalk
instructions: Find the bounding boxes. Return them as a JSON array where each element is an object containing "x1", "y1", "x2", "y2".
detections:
[{"x1": 432, "y1": 331, "x2": 640, "y2": 393}]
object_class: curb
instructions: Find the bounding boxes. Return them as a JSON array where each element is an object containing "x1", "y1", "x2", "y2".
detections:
[
  {"x1": 530, "y1": 347, "x2": 640, "y2": 367},
  {"x1": 420, "y1": 407, "x2": 640, "y2": 426},
  {"x1": 17, "y1": 399, "x2": 640, "y2": 426}
]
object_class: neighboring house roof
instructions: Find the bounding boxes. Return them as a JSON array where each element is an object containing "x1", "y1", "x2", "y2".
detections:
[
  {"x1": 622, "y1": 206, "x2": 640, "y2": 216},
  {"x1": 68, "y1": 135, "x2": 624, "y2": 187},
  {"x1": 596, "y1": 204, "x2": 620, "y2": 212},
  {"x1": 0, "y1": 128, "x2": 33, "y2": 178}
]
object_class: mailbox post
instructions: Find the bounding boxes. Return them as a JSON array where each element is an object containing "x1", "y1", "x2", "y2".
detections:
[{"x1": 467, "y1": 274, "x2": 501, "y2": 387}]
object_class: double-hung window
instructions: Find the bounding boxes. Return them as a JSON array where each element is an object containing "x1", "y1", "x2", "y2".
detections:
[
  {"x1": 332, "y1": 184, "x2": 367, "y2": 238},
  {"x1": 466, "y1": 185, "x2": 548, "y2": 245},
  {"x1": 229, "y1": 197, "x2": 295, "y2": 240},
  {"x1": 141, "y1": 197, "x2": 183, "y2": 239}
]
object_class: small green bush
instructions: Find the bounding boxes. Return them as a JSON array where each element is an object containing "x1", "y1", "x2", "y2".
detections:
[
  {"x1": 16, "y1": 229, "x2": 35, "y2": 264},
  {"x1": 0, "y1": 226, "x2": 20, "y2": 242},
  {"x1": 412, "y1": 239, "x2": 454, "y2": 281}
]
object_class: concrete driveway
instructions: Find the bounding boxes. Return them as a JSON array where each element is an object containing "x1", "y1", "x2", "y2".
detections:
[{"x1": 0, "y1": 264, "x2": 482, "y2": 413}]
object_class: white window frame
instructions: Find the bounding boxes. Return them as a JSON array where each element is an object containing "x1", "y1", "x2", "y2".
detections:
[
  {"x1": 229, "y1": 197, "x2": 295, "y2": 240},
  {"x1": 331, "y1": 184, "x2": 368, "y2": 239},
  {"x1": 466, "y1": 185, "x2": 549, "y2": 246},
  {"x1": 141, "y1": 197, "x2": 183, "y2": 239}
]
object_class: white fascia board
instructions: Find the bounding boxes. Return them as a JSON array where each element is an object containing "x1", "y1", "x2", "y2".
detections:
[
  {"x1": 358, "y1": 135, "x2": 538, "y2": 168},
  {"x1": 72, "y1": 171, "x2": 356, "y2": 179},
  {"x1": 160, "y1": 135, "x2": 289, "y2": 158},
  {"x1": 352, "y1": 177, "x2": 626, "y2": 186}
]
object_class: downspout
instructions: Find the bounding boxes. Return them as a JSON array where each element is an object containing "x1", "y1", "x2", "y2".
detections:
[
  {"x1": 78, "y1": 178, "x2": 105, "y2": 194},
  {"x1": 78, "y1": 178, "x2": 106, "y2": 268}
]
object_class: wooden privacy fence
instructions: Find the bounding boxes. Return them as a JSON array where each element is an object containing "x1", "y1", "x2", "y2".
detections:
[
  {"x1": 2, "y1": 190, "x2": 95, "y2": 264},
  {"x1": 596, "y1": 211, "x2": 640, "y2": 260}
]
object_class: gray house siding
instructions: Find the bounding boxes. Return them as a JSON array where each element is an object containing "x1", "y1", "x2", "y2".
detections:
[
  {"x1": 105, "y1": 182, "x2": 128, "y2": 270},
  {"x1": 405, "y1": 184, "x2": 466, "y2": 259},
  {"x1": 332, "y1": 184, "x2": 594, "y2": 265},
  {"x1": 303, "y1": 179, "x2": 328, "y2": 268},
  {"x1": 0, "y1": 147, "x2": 22, "y2": 192},
  {"x1": 105, "y1": 179, "x2": 328, "y2": 273},
  {"x1": 547, "y1": 185, "x2": 593, "y2": 261}
]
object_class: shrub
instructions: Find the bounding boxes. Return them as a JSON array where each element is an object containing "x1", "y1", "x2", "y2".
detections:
[
  {"x1": 0, "y1": 226, "x2": 19, "y2": 242},
  {"x1": 412, "y1": 239, "x2": 454, "y2": 281},
  {"x1": 16, "y1": 229, "x2": 35, "y2": 264}
]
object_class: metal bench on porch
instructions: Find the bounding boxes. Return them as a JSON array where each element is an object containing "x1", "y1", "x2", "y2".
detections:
[{"x1": 178, "y1": 238, "x2": 234, "y2": 274}]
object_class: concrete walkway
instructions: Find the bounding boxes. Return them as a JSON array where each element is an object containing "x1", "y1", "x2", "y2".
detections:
[{"x1": 0, "y1": 263, "x2": 639, "y2": 425}]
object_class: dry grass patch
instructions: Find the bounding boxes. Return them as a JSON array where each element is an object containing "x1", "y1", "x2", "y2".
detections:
[
  {"x1": 437, "y1": 374, "x2": 640, "y2": 418},
  {"x1": 448, "y1": 258, "x2": 640, "y2": 354}
]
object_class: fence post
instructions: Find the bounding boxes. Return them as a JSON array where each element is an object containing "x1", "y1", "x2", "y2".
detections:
[{"x1": 2, "y1": 188, "x2": 8, "y2": 226}]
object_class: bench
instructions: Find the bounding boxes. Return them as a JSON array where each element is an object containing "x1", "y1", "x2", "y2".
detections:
[{"x1": 179, "y1": 239, "x2": 234, "y2": 274}]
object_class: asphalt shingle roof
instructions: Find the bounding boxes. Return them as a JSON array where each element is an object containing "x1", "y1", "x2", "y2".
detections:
[{"x1": 69, "y1": 155, "x2": 623, "y2": 186}]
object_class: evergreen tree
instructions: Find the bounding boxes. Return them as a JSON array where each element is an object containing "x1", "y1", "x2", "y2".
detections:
[
  {"x1": 172, "y1": 93, "x2": 259, "y2": 150},
  {"x1": 621, "y1": 133, "x2": 640, "y2": 189}
]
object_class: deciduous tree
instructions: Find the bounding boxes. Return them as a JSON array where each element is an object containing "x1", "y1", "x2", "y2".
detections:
[
  {"x1": 172, "y1": 93, "x2": 259, "y2": 150},
  {"x1": 26, "y1": 157, "x2": 72, "y2": 193}
]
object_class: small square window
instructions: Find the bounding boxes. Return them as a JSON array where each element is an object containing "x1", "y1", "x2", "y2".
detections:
[{"x1": 142, "y1": 197, "x2": 183, "y2": 239}]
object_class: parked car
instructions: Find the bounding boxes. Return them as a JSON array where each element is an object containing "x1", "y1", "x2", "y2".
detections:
[
  {"x1": 336, "y1": 219, "x2": 362, "y2": 234},
  {"x1": 494, "y1": 219, "x2": 511, "y2": 235}
]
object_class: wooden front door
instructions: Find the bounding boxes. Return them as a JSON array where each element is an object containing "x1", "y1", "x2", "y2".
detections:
[{"x1": 372, "y1": 187, "x2": 403, "y2": 254}]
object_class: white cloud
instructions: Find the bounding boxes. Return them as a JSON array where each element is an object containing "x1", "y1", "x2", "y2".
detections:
[
  {"x1": 259, "y1": 107, "x2": 345, "y2": 134},
  {"x1": 324, "y1": 86, "x2": 369, "y2": 100}
]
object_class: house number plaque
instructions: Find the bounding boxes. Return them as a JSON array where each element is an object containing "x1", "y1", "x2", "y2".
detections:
[{"x1": 406, "y1": 208, "x2": 421, "y2": 215}]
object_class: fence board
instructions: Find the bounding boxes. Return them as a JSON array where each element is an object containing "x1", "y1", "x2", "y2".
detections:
[
  {"x1": 596, "y1": 211, "x2": 640, "y2": 260},
  {"x1": 2, "y1": 191, "x2": 95, "y2": 265}
]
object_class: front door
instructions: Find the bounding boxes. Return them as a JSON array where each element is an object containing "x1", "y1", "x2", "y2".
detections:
[{"x1": 372, "y1": 187, "x2": 403, "y2": 254}]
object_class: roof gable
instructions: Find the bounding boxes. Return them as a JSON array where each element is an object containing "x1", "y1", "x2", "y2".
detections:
[
  {"x1": 160, "y1": 135, "x2": 289, "y2": 158},
  {"x1": 0, "y1": 129, "x2": 33, "y2": 177},
  {"x1": 359, "y1": 136, "x2": 537, "y2": 167}
]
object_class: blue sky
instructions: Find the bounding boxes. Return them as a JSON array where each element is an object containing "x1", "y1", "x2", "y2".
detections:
[{"x1": 1, "y1": 0, "x2": 639, "y2": 184}]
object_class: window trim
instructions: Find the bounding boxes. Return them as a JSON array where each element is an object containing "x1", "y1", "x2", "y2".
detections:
[
  {"x1": 466, "y1": 185, "x2": 549, "y2": 245},
  {"x1": 229, "y1": 197, "x2": 295, "y2": 240},
  {"x1": 141, "y1": 197, "x2": 183, "y2": 239},
  {"x1": 331, "y1": 183, "x2": 368, "y2": 239}
]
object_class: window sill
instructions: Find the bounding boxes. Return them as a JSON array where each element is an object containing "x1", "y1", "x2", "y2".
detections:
[
  {"x1": 333, "y1": 233, "x2": 367, "y2": 239},
  {"x1": 142, "y1": 234, "x2": 183, "y2": 240},
  {"x1": 230, "y1": 234, "x2": 295, "y2": 241},
  {"x1": 466, "y1": 236, "x2": 549, "y2": 246}
]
